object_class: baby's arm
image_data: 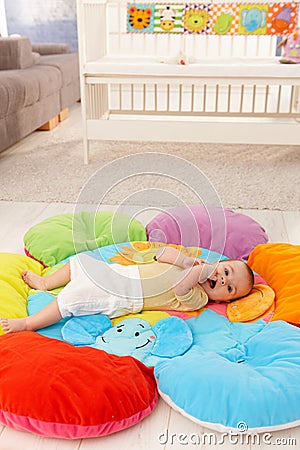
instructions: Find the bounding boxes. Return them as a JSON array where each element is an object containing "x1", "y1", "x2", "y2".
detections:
[
  {"x1": 155, "y1": 246, "x2": 199, "y2": 269},
  {"x1": 174, "y1": 262, "x2": 217, "y2": 296}
]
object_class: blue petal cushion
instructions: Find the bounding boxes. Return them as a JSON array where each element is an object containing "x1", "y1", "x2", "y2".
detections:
[{"x1": 155, "y1": 310, "x2": 300, "y2": 432}]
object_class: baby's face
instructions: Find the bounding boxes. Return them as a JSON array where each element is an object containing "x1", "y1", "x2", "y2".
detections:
[{"x1": 201, "y1": 260, "x2": 252, "y2": 302}]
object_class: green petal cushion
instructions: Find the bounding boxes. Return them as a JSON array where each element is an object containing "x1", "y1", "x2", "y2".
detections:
[
  {"x1": 24, "y1": 211, "x2": 147, "y2": 266},
  {"x1": 0, "y1": 253, "x2": 44, "y2": 335}
]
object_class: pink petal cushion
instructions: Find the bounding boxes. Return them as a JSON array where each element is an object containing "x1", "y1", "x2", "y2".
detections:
[{"x1": 146, "y1": 206, "x2": 268, "y2": 260}]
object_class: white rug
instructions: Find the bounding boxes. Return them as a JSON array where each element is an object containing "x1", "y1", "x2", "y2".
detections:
[{"x1": 0, "y1": 122, "x2": 299, "y2": 211}]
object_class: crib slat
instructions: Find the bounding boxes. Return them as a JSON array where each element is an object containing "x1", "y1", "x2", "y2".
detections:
[
  {"x1": 131, "y1": 84, "x2": 134, "y2": 111},
  {"x1": 252, "y1": 85, "x2": 256, "y2": 113},
  {"x1": 277, "y1": 85, "x2": 282, "y2": 113},
  {"x1": 217, "y1": 36, "x2": 221, "y2": 58},
  {"x1": 264, "y1": 85, "x2": 269, "y2": 113},
  {"x1": 230, "y1": 36, "x2": 234, "y2": 58},
  {"x1": 240, "y1": 85, "x2": 245, "y2": 113},
  {"x1": 167, "y1": 34, "x2": 171, "y2": 56},
  {"x1": 256, "y1": 37, "x2": 260, "y2": 57},
  {"x1": 269, "y1": 36, "x2": 274, "y2": 57},
  {"x1": 227, "y1": 85, "x2": 231, "y2": 113},
  {"x1": 119, "y1": 84, "x2": 122, "y2": 110},
  {"x1": 96, "y1": 84, "x2": 100, "y2": 117},
  {"x1": 215, "y1": 84, "x2": 219, "y2": 112},
  {"x1": 143, "y1": 84, "x2": 146, "y2": 112},
  {"x1": 91, "y1": 85, "x2": 95, "y2": 119},
  {"x1": 167, "y1": 84, "x2": 170, "y2": 112},
  {"x1": 203, "y1": 84, "x2": 207, "y2": 112},
  {"x1": 179, "y1": 84, "x2": 182, "y2": 112},
  {"x1": 244, "y1": 36, "x2": 248, "y2": 57},
  {"x1": 191, "y1": 84, "x2": 195, "y2": 112},
  {"x1": 289, "y1": 85, "x2": 295, "y2": 113},
  {"x1": 204, "y1": 35, "x2": 208, "y2": 58},
  {"x1": 154, "y1": 34, "x2": 158, "y2": 55}
]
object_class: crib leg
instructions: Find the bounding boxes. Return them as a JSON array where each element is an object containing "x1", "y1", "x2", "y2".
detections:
[
  {"x1": 293, "y1": 86, "x2": 300, "y2": 122},
  {"x1": 83, "y1": 137, "x2": 90, "y2": 165}
]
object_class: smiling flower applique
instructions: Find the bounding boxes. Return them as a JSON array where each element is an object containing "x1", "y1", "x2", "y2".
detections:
[{"x1": 62, "y1": 315, "x2": 193, "y2": 367}]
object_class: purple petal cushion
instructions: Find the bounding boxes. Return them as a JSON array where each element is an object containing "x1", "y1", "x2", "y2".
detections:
[{"x1": 146, "y1": 206, "x2": 268, "y2": 260}]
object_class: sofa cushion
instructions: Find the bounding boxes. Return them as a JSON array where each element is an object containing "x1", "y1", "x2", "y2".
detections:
[
  {"x1": 32, "y1": 43, "x2": 71, "y2": 55},
  {"x1": 38, "y1": 53, "x2": 79, "y2": 86},
  {"x1": 0, "y1": 71, "x2": 32, "y2": 118},
  {"x1": 0, "y1": 93, "x2": 60, "y2": 152},
  {"x1": 30, "y1": 65, "x2": 62, "y2": 99},
  {"x1": 0, "y1": 65, "x2": 61, "y2": 119},
  {"x1": 0, "y1": 37, "x2": 34, "y2": 70},
  {"x1": 0, "y1": 81, "x2": 9, "y2": 119},
  {"x1": 32, "y1": 52, "x2": 41, "y2": 64}
]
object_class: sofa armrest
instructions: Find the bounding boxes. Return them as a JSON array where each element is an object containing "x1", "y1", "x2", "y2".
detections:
[
  {"x1": 31, "y1": 43, "x2": 71, "y2": 55},
  {"x1": 0, "y1": 37, "x2": 34, "y2": 70}
]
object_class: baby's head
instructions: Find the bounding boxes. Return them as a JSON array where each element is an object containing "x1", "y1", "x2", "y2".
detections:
[{"x1": 202, "y1": 259, "x2": 254, "y2": 303}]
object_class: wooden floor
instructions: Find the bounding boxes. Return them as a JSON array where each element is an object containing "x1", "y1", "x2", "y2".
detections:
[{"x1": 0, "y1": 108, "x2": 299, "y2": 449}]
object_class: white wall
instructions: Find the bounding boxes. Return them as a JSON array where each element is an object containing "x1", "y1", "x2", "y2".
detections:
[
  {"x1": 5, "y1": 0, "x2": 77, "y2": 50},
  {"x1": 0, "y1": 0, "x2": 8, "y2": 36}
]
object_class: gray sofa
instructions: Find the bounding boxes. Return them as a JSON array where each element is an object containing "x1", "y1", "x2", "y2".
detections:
[{"x1": 0, "y1": 37, "x2": 80, "y2": 153}]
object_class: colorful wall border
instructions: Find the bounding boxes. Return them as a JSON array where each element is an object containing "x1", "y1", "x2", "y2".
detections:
[{"x1": 127, "y1": 2, "x2": 299, "y2": 35}]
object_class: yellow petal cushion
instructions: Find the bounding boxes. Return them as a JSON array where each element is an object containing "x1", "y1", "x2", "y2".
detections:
[
  {"x1": 0, "y1": 253, "x2": 43, "y2": 335},
  {"x1": 226, "y1": 284, "x2": 275, "y2": 322},
  {"x1": 248, "y1": 243, "x2": 300, "y2": 325}
]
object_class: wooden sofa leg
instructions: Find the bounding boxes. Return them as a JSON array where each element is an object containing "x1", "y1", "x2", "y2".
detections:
[
  {"x1": 38, "y1": 115, "x2": 59, "y2": 131},
  {"x1": 59, "y1": 108, "x2": 69, "y2": 122}
]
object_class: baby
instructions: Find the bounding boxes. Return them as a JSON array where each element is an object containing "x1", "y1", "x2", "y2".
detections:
[{"x1": 0, "y1": 247, "x2": 254, "y2": 333}]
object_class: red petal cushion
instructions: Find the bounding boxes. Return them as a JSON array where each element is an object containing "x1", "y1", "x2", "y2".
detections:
[{"x1": 0, "y1": 332, "x2": 158, "y2": 439}]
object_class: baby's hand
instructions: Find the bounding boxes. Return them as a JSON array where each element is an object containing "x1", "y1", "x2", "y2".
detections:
[
  {"x1": 198, "y1": 261, "x2": 218, "y2": 284},
  {"x1": 182, "y1": 257, "x2": 203, "y2": 269}
]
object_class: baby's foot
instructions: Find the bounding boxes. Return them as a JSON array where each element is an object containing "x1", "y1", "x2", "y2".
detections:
[
  {"x1": 22, "y1": 270, "x2": 47, "y2": 290},
  {"x1": 0, "y1": 317, "x2": 27, "y2": 333}
]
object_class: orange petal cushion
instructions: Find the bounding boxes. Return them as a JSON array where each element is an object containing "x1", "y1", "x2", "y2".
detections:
[{"x1": 248, "y1": 243, "x2": 300, "y2": 325}]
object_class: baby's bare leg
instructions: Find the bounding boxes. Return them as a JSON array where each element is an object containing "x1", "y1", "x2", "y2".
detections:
[
  {"x1": 0, "y1": 298, "x2": 62, "y2": 333},
  {"x1": 22, "y1": 262, "x2": 71, "y2": 291}
]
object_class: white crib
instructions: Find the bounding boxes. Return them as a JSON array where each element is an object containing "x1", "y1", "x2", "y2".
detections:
[{"x1": 76, "y1": 0, "x2": 300, "y2": 163}]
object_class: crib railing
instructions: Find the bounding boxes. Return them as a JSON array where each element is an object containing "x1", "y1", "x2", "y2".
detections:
[
  {"x1": 81, "y1": 0, "x2": 292, "y2": 61},
  {"x1": 85, "y1": 78, "x2": 299, "y2": 119},
  {"x1": 106, "y1": 0, "x2": 281, "y2": 58}
]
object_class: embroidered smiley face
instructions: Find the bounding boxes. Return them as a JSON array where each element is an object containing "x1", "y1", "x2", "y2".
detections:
[{"x1": 95, "y1": 318, "x2": 156, "y2": 359}]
